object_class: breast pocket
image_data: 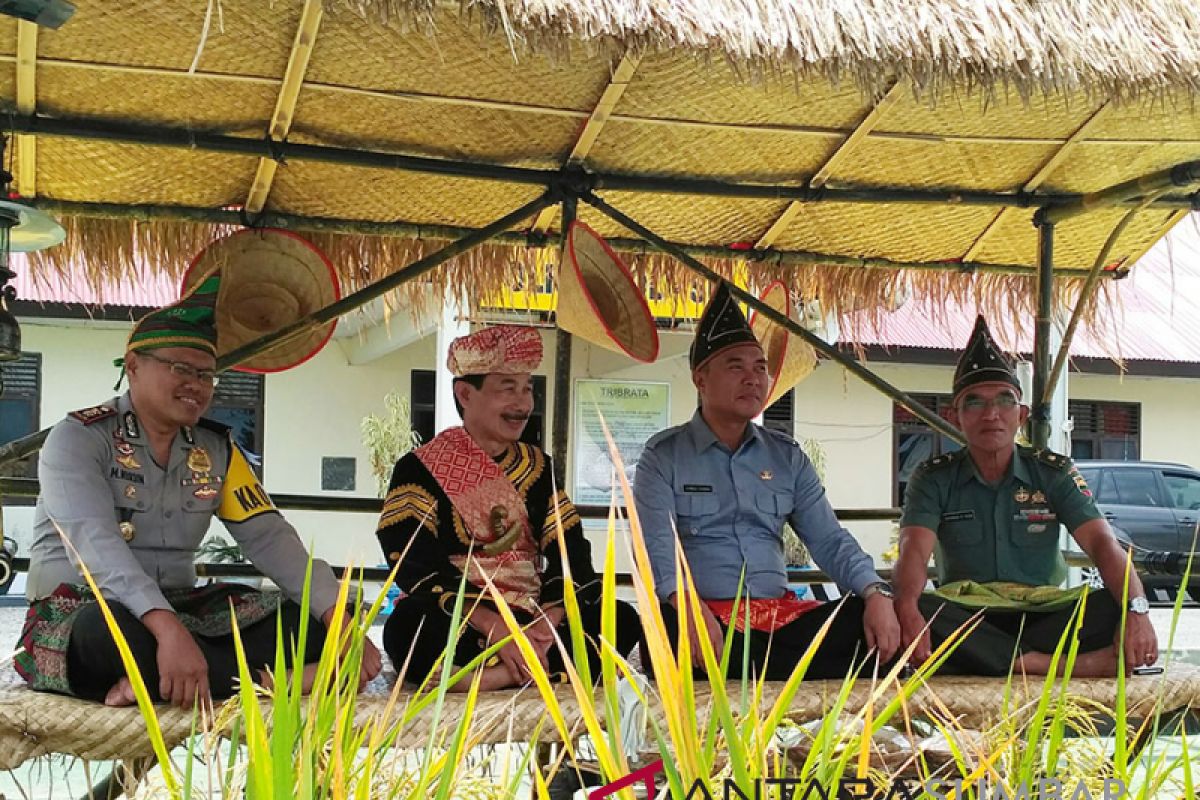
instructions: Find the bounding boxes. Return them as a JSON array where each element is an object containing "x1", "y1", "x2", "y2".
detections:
[
  {"x1": 1010, "y1": 513, "x2": 1059, "y2": 547},
  {"x1": 939, "y1": 518, "x2": 984, "y2": 547},
  {"x1": 182, "y1": 490, "x2": 221, "y2": 546},
  {"x1": 674, "y1": 492, "x2": 719, "y2": 536},
  {"x1": 754, "y1": 490, "x2": 794, "y2": 534}
]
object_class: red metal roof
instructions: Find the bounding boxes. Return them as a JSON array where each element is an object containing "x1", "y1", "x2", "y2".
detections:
[
  {"x1": 851, "y1": 215, "x2": 1200, "y2": 364},
  {"x1": 10, "y1": 253, "x2": 177, "y2": 309}
]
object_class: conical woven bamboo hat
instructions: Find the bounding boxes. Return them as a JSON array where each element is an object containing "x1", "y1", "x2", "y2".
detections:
[
  {"x1": 556, "y1": 221, "x2": 658, "y2": 363},
  {"x1": 749, "y1": 281, "x2": 818, "y2": 409},
  {"x1": 181, "y1": 229, "x2": 340, "y2": 373}
]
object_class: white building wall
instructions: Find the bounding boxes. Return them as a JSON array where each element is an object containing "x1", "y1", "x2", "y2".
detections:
[{"x1": 7, "y1": 318, "x2": 1200, "y2": 578}]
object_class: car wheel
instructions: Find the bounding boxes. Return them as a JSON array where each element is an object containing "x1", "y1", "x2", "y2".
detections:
[{"x1": 0, "y1": 548, "x2": 13, "y2": 596}]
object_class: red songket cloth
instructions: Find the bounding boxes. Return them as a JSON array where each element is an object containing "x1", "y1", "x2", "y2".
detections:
[
  {"x1": 704, "y1": 591, "x2": 821, "y2": 633},
  {"x1": 415, "y1": 427, "x2": 541, "y2": 613}
]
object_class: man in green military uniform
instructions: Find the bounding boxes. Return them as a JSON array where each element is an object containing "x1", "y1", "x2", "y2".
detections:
[
  {"x1": 18, "y1": 273, "x2": 381, "y2": 707},
  {"x1": 894, "y1": 316, "x2": 1158, "y2": 677}
]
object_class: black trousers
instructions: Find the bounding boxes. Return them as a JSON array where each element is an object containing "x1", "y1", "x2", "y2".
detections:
[
  {"x1": 652, "y1": 597, "x2": 888, "y2": 681},
  {"x1": 67, "y1": 600, "x2": 327, "y2": 702},
  {"x1": 918, "y1": 589, "x2": 1121, "y2": 676},
  {"x1": 382, "y1": 593, "x2": 642, "y2": 683}
]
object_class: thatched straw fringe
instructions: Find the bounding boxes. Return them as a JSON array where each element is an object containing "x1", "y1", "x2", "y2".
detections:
[
  {"x1": 335, "y1": 1, "x2": 1200, "y2": 102},
  {"x1": 24, "y1": 216, "x2": 1118, "y2": 355}
]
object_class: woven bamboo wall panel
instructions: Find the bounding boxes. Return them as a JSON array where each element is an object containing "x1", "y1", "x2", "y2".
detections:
[
  {"x1": 828, "y1": 139, "x2": 1055, "y2": 191},
  {"x1": 290, "y1": 89, "x2": 576, "y2": 168},
  {"x1": 267, "y1": 160, "x2": 543, "y2": 228},
  {"x1": 36, "y1": 67, "x2": 278, "y2": 134},
  {"x1": 35, "y1": 140, "x2": 258, "y2": 208},
  {"x1": 37, "y1": 1, "x2": 301, "y2": 78},
  {"x1": 311, "y1": 7, "x2": 611, "y2": 111},
  {"x1": 619, "y1": 56, "x2": 873, "y2": 130},
  {"x1": 586, "y1": 120, "x2": 837, "y2": 184},
  {"x1": 771, "y1": 203, "x2": 997, "y2": 263}
]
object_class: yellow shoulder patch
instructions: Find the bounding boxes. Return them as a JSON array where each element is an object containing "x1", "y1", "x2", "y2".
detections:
[{"x1": 218, "y1": 446, "x2": 277, "y2": 523}]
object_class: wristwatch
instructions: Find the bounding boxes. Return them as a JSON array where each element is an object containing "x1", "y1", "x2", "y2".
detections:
[
  {"x1": 861, "y1": 582, "x2": 895, "y2": 601},
  {"x1": 1128, "y1": 595, "x2": 1150, "y2": 615}
]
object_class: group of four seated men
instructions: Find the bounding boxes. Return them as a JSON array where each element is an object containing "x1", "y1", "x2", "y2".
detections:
[{"x1": 18, "y1": 276, "x2": 1157, "y2": 707}]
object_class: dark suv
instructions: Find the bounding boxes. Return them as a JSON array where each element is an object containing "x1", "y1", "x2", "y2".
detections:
[{"x1": 1073, "y1": 460, "x2": 1200, "y2": 595}]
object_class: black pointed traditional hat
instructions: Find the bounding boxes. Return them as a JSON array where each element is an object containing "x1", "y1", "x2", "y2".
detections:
[
  {"x1": 953, "y1": 315, "x2": 1021, "y2": 398},
  {"x1": 689, "y1": 281, "x2": 761, "y2": 369}
]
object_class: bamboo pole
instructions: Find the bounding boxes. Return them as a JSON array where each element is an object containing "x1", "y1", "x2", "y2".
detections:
[
  {"x1": 1030, "y1": 221, "x2": 1055, "y2": 449},
  {"x1": 24, "y1": 198, "x2": 1129, "y2": 278},
  {"x1": 579, "y1": 191, "x2": 967, "y2": 445},
  {"x1": 1041, "y1": 199, "x2": 1156, "y2": 407},
  {"x1": 1039, "y1": 161, "x2": 1200, "y2": 224},
  {"x1": 6, "y1": 113, "x2": 1198, "y2": 210},
  {"x1": 551, "y1": 197, "x2": 577, "y2": 489}
]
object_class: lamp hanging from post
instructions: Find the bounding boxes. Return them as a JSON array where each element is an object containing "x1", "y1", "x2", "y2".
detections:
[{"x1": 0, "y1": 133, "x2": 67, "y2": 371}]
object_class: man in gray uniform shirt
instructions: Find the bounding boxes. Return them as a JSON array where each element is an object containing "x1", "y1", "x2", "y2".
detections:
[
  {"x1": 16, "y1": 273, "x2": 381, "y2": 707},
  {"x1": 634, "y1": 283, "x2": 899, "y2": 680}
]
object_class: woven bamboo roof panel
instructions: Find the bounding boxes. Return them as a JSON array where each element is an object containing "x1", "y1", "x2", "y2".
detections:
[{"x1": 2, "y1": 0, "x2": 1199, "y2": 325}]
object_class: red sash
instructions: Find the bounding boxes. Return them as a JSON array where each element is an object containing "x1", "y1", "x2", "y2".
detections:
[
  {"x1": 704, "y1": 592, "x2": 821, "y2": 633},
  {"x1": 415, "y1": 427, "x2": 541, "y2": 612}
]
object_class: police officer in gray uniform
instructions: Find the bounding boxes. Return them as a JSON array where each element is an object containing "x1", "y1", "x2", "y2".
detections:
[{"x1": 16, "y1": 273, "x2": 382, "y2": 707}]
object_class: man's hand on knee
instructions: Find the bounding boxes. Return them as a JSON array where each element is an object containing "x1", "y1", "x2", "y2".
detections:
[{"x1": 142, "y1": 609, "x2": 210, "y2": 710}]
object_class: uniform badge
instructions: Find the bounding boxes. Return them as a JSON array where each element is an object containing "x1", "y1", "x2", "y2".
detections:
[
  {"x1": 760, "y1": 470, "x2": 773, "y2": 481},
  {"x1": 114, "y1": 441, "x2": 142, "y2": 470},
  {"x1": 119, "y1": 521, "x2": 136, "y2": 542},
  {"x1": 1014, "y1": 487, "x2": 1031, "y2": 503},
  {"x1": 123, "y1": 485, "x2": 137, "y2": 499},
  {"x1": 123, "y1": 411, "x2": 140, "y2": 440},
  {"x1": 187, "y1": 447, "x2": 213, "y2": 474},
  {"x1": 1031, "y1": 490, "x2": 1046, "y2": 504},
  {"x1": 193, "y1": 485, "x2": 219, "y2": 501}
]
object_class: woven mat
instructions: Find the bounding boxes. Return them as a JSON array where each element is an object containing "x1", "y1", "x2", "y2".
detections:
[{"x1": 0, "y1": 662, "x2": 1197, "y2": 771}]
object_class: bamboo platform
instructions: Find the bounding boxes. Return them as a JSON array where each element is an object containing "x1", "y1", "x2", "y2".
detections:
[{"x1": 0, "y1": 661, "x2": 1197, "y2": 771}]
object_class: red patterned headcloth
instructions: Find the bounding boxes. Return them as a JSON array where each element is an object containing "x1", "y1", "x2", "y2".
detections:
[{"x1": 447, "y1": 325, "x2": 543, "y2": 377}]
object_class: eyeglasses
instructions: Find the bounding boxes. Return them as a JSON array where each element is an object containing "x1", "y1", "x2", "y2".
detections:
[
  {"x1": 960, "y1": 393, "x2": 1019, "y2": 413},
  {"x1": 137, "y1": 351, "x2": 220, "y2": 386}
]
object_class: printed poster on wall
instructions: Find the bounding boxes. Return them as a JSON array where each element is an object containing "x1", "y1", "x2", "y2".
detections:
[{"x1": 572, "y1": 379, "x2": 671, "y2": 506}]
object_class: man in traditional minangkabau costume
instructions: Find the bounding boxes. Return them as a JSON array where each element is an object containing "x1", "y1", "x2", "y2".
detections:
[
  {"x1": 376, "y1": 325, "x2": 639, "y2": 690},
  {"x1": 894, "y1": 316, "x2": 1159, "y2": 676},
  {"x1": 17, "y1": 274, "x2": 381, "y2": 707},
  {"x1": 633, "y1": 283, "x2": 901, "y2": 680}
]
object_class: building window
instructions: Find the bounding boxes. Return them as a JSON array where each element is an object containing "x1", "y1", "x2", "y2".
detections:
[
  {"x1": 411, "y1": 369, "x2": 437, "y2": 446},
  {"x1": 411, "y1": 369, "x2": 547, "y2": 447},
  {"x1": 1069, "y1": 400, "x2": 1139, "y2": 461},
  {"x1": 206, "y1": 371, "x2": 265, "y2": 475},
  {"x1": 0, "y1": 353, "x2": 40, "y2": 481},
  {"x1": 762, "y1": 389, "x2": 794, "y2": 435},
  {"x1": 892, "y1": 393, "x2": 961, "y2": 506}
]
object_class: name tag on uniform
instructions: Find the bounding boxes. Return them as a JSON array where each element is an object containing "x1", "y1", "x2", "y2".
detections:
[
  {"x1": 682, "y1": 484, "x2": 713, "y2": 493},
  {"x1": 1014, "y1": 509, "x2": 1058, "y2": 523},
  {"x1": 941, "y1": 510, "x2": 976, "y2": 522}
]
